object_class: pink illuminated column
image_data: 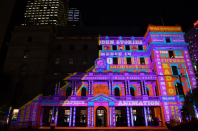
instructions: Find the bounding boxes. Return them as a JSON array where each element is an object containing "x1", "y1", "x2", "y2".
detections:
[
  {"x1": 122, "y1": 83, "x2": 125, "y2": 96},
  {"x1": 51, "y1": 107, "x2": 55, "y2": 125},
  {"x1": 125, "y1": 81, "x2": 128, "y2": 95},
  {"x1": 54, "y1": 84, "x2": 57, "y2": 95},
  {"x1": 91, "y1": 80, "x2": 93, "y2": 95},
  {"x1": 73, "y1": 106, "x2": 76, "y2": 127},
  {"x1": 144, "y1": 106, "x2": 148, "y2": 126},
  {"x1": 127, "y1": 106, "x2": 130, "y2": 127},
  {"x1": 130, "y1": 106, "x2": 134, "y2": 126},
  {"x1": 87, "y1": 106, "x2": 90, "y2": 127},
  {"x1": 141, "y1": 80, "x2": 144, "y2": 95},
  {"x1": 91, "y1": 106, "x2": 94, "y2": 127},
  {"x1": 128, "y1": 80, "x2": 130, "y2": 95},
  {"x1": 109, "y1": 80, "x2": 111, "y2": 95},
  {"x1": 147, "y1": 106, "x2": 150, "y2": 124},
  {"x1": 55, "y1": 107, "x2": 58, "y2": 127},
  {"x1": 111, "y1": 80, "x2": 114, "y2": 95},
  {"x1": 109, "y1": 106, "x2": 112, "y2": 126},
  {"x1": 112, "y1": 106, "x2": 116, "y2": 127},
  {"x1": 144, "y1": 80, "x2": 147, "y2": 95},
  {"x1": 88, "y1": 80, "x2": 91, "y2": 95},
  {"x1": 69, "y1": 107, "x2": 72, "y2": 127}
]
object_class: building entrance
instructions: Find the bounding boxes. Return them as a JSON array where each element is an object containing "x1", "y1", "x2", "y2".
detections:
[{"x1": 96, "y1": 106, "x2": 107, "y2": 127}]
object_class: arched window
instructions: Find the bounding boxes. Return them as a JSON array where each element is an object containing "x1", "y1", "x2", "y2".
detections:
[
  {"x1": 130, "y1": 88, "x2": 135, "y2": 96},
  {"x1": 66, "y1": 87, "x2": 72, "y2": 96},
  {"x1": 114, "y1": 87, "x2": 120, "y2": 96},
  {"x1": 81, "y1": 87, "x2": 86, "y2": 96},
  {"x1": 147, "y1": 90, "x2": 149, "y2": 96},
  {"x1": 175, "y1": 83, "x2": 184, "y2": 95}
]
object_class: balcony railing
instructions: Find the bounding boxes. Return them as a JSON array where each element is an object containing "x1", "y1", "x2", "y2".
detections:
[
  {"x1": 76, "y1": 96, "x2": 88, "y2": 100},
  {"x1": 131, "y1": 96, "x2": 143, "y2": 100},
  {"x1": 148, "y1": 96, "x2": 161, "y2": 100},
  {"x1": 114, "y1": 96, "x2": 126, "y2": 100}
]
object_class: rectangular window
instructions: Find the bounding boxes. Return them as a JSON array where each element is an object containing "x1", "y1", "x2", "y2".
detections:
[
  {"x1": 165, "y1": 37, "x2": 171, "y2": 43},
  {"x1": 70, "y1": 45, "x2": 74, "y2": 50},
  {"x1": 126, "y1": 45, "x2": 130, "y2": 50},
  {"x1": 172, "y1": 66, "x2": 178, "y2": 75},
  {"x1": 83, "y1": 45, "x2": 87, "y2": 50},
  {"x1": 20, "y1": 66, "x2": 27, "y2": 75},
  {"x1": 83, "y1": 57, "x2": 87, "y2": 65},
  {"x1": 98, "y1": 45, "x2": 102, "y2": 50},
  {"x1": 138, "y1": 45, "x2": 143, "y2": 50},
  {"x1": 27, "y1": 37, "x2": 32, "y2": 42},
  {"x1": 57, "y1": 45, "x2": 61, "y2": 50},
  {"x1": 11, "y1": 109, "x2": 19, "y2": 121},
  {"x1": 55, "y1": 58, "x2": 60, "y2": 64},
  {"x1": 150, "y1": 55, "x2": 152, "y2": 62},
  {"x1": 127, "y1": 58, "x2": 131, "y2": 64},
  {"x1": 113, "y1": 45, "x2": 117, "y2": 50},
  {"x1": 80, "y1": 110, "x2": 86, "y2": 123},
  {"x1": 69, "y1": 57, "x2": 73, "y2": 65},
  {"x1": 169, "y1": 51, "x2": 174, "y2": 58},
  {"x1": 23, "y1": 50, "x2": 29, "y2": 58},
  {"x1": 113, "y1": 57, "x2": 118, "y2": 64},
  {"x1": 140, "y1": 58, "x2": 145, "y2": 65}
]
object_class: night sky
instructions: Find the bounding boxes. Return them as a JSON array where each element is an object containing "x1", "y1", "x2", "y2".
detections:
[{"x1": 70, "y1": 0, "x2": 198, "y2": 35}]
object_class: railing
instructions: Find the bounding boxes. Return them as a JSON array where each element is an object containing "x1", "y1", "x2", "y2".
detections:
[
  {"x1": 42, "y1": 96, "x2": 54, "y2": 100},
  {"x1": 131, "y1": 96, "x2": 143, "y2": 100},
  {"x1": 90, "y1": 72, "x2": 157, "y2": 76},
  {"x1": 114, "y1": 96, "x2": 126, "y2": 100},
  {"x1": 76, "y1": 96, "x2": 88, "y2": 100},
  {"x1": 148, "y1": 96, "x2": 161, "y2": 100}
]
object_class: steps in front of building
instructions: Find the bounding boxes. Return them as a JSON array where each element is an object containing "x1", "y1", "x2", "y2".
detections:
[{"x1": 39, "y1": 126, "x2": 168, "y2": 130}]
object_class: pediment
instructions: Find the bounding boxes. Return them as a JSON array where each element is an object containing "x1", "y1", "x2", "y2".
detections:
[{"x1": 87, "y1": 93, "x2": 116, "y2": 102}]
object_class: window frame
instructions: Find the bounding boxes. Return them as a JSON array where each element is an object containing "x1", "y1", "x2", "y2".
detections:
[
  {"x1": 140, "y1": 57, "x2": 145, "y2": 65},
  {"x1": 138, "y1": 45, "x2": 143, "y2": 50},
  {"x1": 113, "y1": 45, "x2": 117, "y2": 50},
  {"x1": 168, "y1": 51, "x2": 174, "y2": 58},
  {"x1": 113, "y1": 57, "x2": 118, "y2": 64},
  {"x1": 69, "y1": 57, "x2": 74, "y2": 65}
]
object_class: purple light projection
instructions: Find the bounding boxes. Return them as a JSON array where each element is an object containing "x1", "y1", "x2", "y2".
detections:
[
  {"x1": 55, "y1": 84, "x2": 57, "y2": 95},
  {"x1": 127, "y1": 106, "x2": 130, "y2": 127},
  {"x1": 87, "y1": 106, "x2": 90, "y2": 127},
  {"x1": 39, "y1": 107, "x2": 44, "y2": 126},
  {"x1": 109, "y1": 106, "x2": 112, "y2": 126},
  {"x1": 55, "y1": 107, "x2": 58, "y2": 127},
  {"x1": 109, "y1": 80, "x2": 111, "y2": 95},
  {"x1": 147, "y1": 106, "x2": 150, "y2": 122},
  {"x1": 69, "y1": 107, "x2": 72, "y2": 127},
  {"x1": 112, "y1": 106, "x2": 116, "y2": 127},
  {"x1": 74, "y1": 80, "x2": 77, "y2": 95},
  {"x1": 125, "y1": 81, "x2": 128, "y2": 95},
  {"x1": 128, "y1": 81, "x2": 130, "y2": 95},
  {"x1": 58, "y1": 82, "x2": 60, "y2": 95},
  {"x1": 73, "y1": 107, "x2": 76, "y2": 127},
  {"x1": 111, "y1": 81, "x2": 114, "y2": 95},
  {"x1": 130, "y1": 106, "x2": 134, "y2": 127},
  {"x1": 88, "y1": 81, "x2": 91, "y2": 95},
  {"x1": 91, "y1": 106, "x2": 94, "y2": 126},
  {"x1": 144, "y1": 106, "x2": 148, "y2": 126},
  {"x1": 91, "y1": 80, "x2": 93, "y2": 95}
]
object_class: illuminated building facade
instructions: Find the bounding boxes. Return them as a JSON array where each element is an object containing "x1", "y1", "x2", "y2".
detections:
[
  {"x1": 11, "y1": 25, "x2": 197, "y2": 128},
  {"x1": 22, "y1": 0, "x2": 69, "y2": 26},
  {"x1": 67, "y1": 8, "x2": 83, "y2": 26}
]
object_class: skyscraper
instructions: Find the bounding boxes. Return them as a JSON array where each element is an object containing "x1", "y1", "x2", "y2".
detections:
[
  {"x1": 184, "y1": 20, "x2": 198, "y2": 74},
  {"x1": 67, "y1": 8, "x2": 83, "y2": 26},
  {"x1": 22, "y1": 0, "x2": 69, "y2": 26}
]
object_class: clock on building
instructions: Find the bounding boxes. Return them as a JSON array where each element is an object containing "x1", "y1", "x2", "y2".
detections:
[{"x1": 95, "y1": 58, "x2": 106, "y2": 68}]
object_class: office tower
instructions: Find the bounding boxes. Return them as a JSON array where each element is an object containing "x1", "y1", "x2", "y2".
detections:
[
  {"x1": 22, "y1": 0, "x2": 69, "y2": 26},
  {"x1": 184, "y1": 20, "x2": 198, "y2": 74},
  {"x1": 67, "y1": 8, "x2": 83, "y2": 26}
]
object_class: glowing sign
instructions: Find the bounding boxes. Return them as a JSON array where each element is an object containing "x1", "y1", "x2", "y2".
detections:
[
  {"x1": 116, "y1": 101, "x2": 161, "y2": 106},
  {"x1": 148, "y1": 26, "x2": 182, "y2": 32},
  {"x1": 100, "y1": 40, "x2": 143, "y2": 45},
  {"x1": 162, "y1": 96, "x2": 176, "y2": 101},
  {"x1": 109, "y1": 65, "x2": 149, "y2": 69},
  {"x1": 161, "y1": 59, "x2": 185, "y2": 63}
]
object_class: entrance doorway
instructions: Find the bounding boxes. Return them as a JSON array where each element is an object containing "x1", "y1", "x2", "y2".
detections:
[{"x1": 96, "y1": 106, "x2": 107, "y2": 127}]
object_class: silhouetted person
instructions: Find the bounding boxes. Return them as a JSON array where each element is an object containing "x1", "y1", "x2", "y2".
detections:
[
  {"x1": 154, "y1": 117, "x2": 159, "y2": 126},
  {"x1": 98, "y1": 118, "x2": 102, "y2": 127}
]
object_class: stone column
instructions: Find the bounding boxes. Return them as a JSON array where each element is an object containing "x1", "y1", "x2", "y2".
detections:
[
  {"x1": 127, "y1": 106, "x2": 130, "y2": 127},
  {"x1": 58, "y1": 82, "x2": 60, "y2": 95},
  {"x1": 144, "y1": 80, "x2": 147, "y2": 95},
  {"x1": 87, "y1": 106, "x2": 91, "y2": 127},
  {"x1": 109, "y1": 106, "x2": 112, "y2": 126},
  {"x1": 144, "y1": 106, "x2": 148, "y2": 126},
  {"x1": 91, "y1": 106, "x2": 94, "y2": 127},
  {"x1": 69, "y1": 107, "x2": 72, "y2": 127},
  {"x1": 55, "y1": 107, "x2": 58, "y2": 127},
  {"x1": 74, "y1": 80, "x2": 77, "y2": 95},
  {"x1": 91, "y1": 80, "x2": 93, "y2": 95},
  {"x1": 147, "y1": 106, "x2": 150, "y2": 125},
  {"x1": 130, "y1": 106, "x2": 134, "y2": 127},
  {"x1": 39, "y1": 107, "x2": 44, "y2": 126},
  {"x1": 73, "y1": 106, "x2": 76, "y2": 127},
  {"x1": 109, "y1": 80, "x2": 111, "y2": 95},
  {"x1": 128, "y1": 80, "x2": 130, "y2": 95},
  {"x1": 125, "y1": 80, "x2": 128, "y2": 95},
  {"x1": 141, "y1": 80, "x2": 144, "y2": 95},
  {"x1": 111, "y1": 80, "x2": 114, "y2": 95},
  {"x1": 88, "y1": 80, "x2": 91, "y2": 95},
  {"x1": 72, "y1": 81, "x2": 74, "y2": 95},
  {"x1": 50, "y1": 107, "x2": 55, "y2": 125},
  {"x1": 112, "y1": 106, "x2": 116, "y2": 127}
]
